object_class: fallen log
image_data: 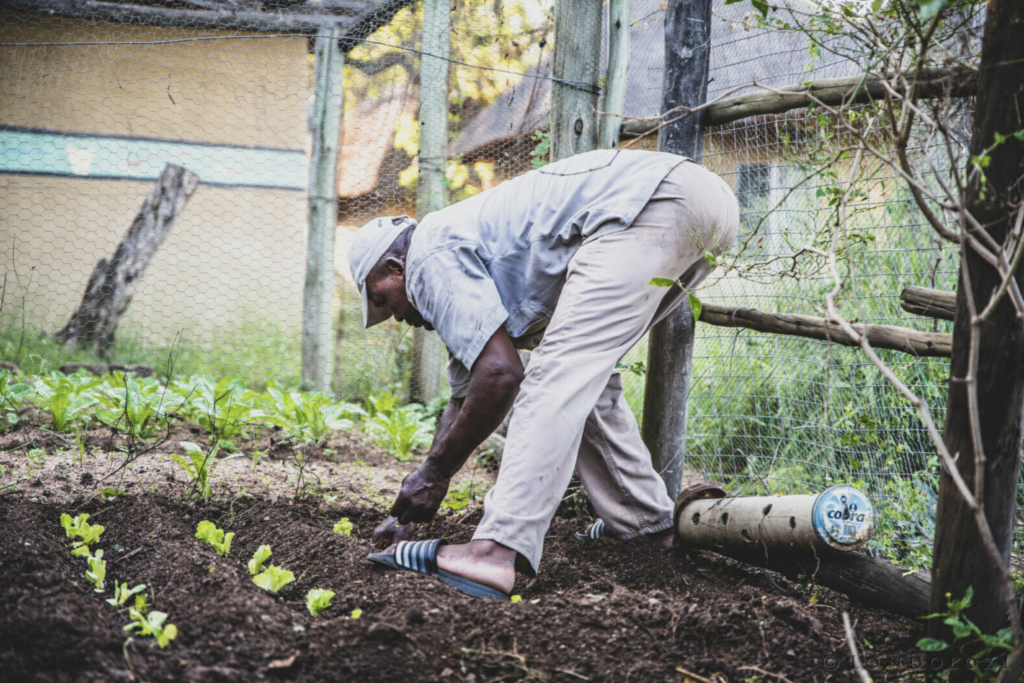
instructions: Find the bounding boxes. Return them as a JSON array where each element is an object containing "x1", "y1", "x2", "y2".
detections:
[
  {"x1": 900, "y1": 286, "x2": 956, "y2": 321},
  {"x1": 697, "y1": 302, "x2": 952, "y2": 357},
  {"x1": 621, "y1": 67, "x2": 976, "y2": 139},
  {"x1": 56, "y1": 164, "x2": 199, "y2": 358}
]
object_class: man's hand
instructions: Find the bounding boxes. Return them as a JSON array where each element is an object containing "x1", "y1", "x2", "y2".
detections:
[
  {"x1": 390, "y1": 461, "x2": 451, "y2": 525},
  {"x1": 371, "y1": 516, "x2": 417, "y2": 549}
]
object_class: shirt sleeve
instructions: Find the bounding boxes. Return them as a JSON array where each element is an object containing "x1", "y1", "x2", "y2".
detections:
[
  {"x1": 409, "y1": 244, "x2": 510, "y2": 374},
  {"x1": 446, "y1": 352, "x2": 472, "y2": 399}
]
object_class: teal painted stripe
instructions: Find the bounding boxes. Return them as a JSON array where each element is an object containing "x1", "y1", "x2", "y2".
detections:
[{"x1": 0, "y1": 129, "x2": 307, "y2": 190}]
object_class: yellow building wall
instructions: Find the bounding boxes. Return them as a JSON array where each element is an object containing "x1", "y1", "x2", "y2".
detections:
[{"x1": 0, "y1": 13, "x2": 311, "y2": 359}]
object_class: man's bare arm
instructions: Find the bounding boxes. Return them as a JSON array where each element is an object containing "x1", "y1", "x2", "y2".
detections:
[{"x1": 388, "y1": 328, "x2": 523, "y2": 525}]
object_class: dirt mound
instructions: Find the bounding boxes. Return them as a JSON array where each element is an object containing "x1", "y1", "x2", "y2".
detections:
[{"x1": 0, "y1": 493, "x2": 923, "y2": 683}]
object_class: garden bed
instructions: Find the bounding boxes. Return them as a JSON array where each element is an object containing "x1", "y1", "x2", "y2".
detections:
[{"x1": 0, "y1": 423, "x2": 928, "y2": 683}]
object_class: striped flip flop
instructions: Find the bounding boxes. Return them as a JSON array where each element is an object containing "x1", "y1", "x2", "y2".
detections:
[
  {"x1": 574, "y1": 518, "x2": 610, "y2": 541},
  {"x1": 367, "y1": 538, "x2": 509, "y2": 601}
]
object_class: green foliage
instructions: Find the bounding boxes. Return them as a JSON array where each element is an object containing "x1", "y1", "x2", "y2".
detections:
[
  {"x1": 96, "y1": 374, "x2": 175, "y2": 439},
  {"x1": 168, "y1": 442, "x2": 241, "y2": 499},
  {"x1": 530, "y1": 130, "x2": 550, "y2": 169},
  {"x1": 248, "y1": 544, "x2": 273, "y2": 575},
  {"x1": 182, "y1": 377, "x2": 265, "y2": 448},
  {"x1": 61, "y1": 513, "x2": 105, "y2": 557},
  {"x1": 363, "y1": 392, "x2": 434, "y2": 461},
  {"x1": 441, "y1": 479, "x2": 492, "y2": 513},
  {"x1": 333, "y1": 518, "x2": 353, "y2": 536},
  {"x1": 252, "y1": 565, "x2": 295, "y2": 593},
  {"x1": 32, "y1": 372, "x2": 101, "y2": 432},
  {"x1": 195, "y1": 521, "x2": 234, "y2": 557},
  {"x1": 0, "y1": 370, "x2": 31, "y2": 432},
  {"x1": 85, "y1": 549, "x2": 106, "y2": 592},
  {"x1": 106, "y1": 582, "x2": 147, "y2": 609},
  {"x1": 918, "y1": 587, "x2": 1012, "y2": 680},
  {"x1": 261, "y1": 387, "x2": 362, "y2": 444},
  {"x1": 306, "y1": 588, "x2": 335, "y2": 616},
  {"x1": 125, "y1": 609, "x2": 178, "y2": 648}
]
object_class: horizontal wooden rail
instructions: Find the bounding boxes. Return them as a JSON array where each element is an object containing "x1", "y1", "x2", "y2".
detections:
[
  {"x1": 621, "y1": 67, "x2": 976, "y2": 139},
  {"x1": 900, "y1": 286, "x2": 957, "y2": 321},
  {"x1": 698, "y1": 302, "x2": 952, "y2": 357}
]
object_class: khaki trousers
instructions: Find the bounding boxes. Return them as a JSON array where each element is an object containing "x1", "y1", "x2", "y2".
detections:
[{"x1": 473, "y1": 161, "x2": 740, "y2": 573}]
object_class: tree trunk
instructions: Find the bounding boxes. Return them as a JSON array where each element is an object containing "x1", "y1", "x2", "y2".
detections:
[
  {"x1": 56, "y1": 164, "x2": 198, "y2": 357},
  {"x1": 641, "y1": 0, "x2": 711, "y2": 500},
  {"x1": 930, "y1": 0, "x2": 1024, "y2": 651},
  {"x1": 302, "y1": 25, "x2": 344, "y2": 394},
  {"x1": 549, "y1": 0, "x2": 602, "y2": 161},
  {"x1": 409, "y1": 0, "x2": 451, "y2": 404}
]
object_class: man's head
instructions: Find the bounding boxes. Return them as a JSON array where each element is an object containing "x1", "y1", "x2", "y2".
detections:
[{"x1": 349, "y1": 216, "x2": 432, "y2": 330}]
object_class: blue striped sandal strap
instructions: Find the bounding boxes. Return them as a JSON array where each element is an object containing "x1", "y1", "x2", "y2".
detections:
[
  {"x1": 574, "y1": 518, "x2": 608, "y2": 542},
  {"x1": 393, "y1": 538, "x2": 446, "y2": 575}
]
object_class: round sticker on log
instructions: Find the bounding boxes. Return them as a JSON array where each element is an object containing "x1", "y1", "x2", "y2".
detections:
[{"x1": 812, "y1": 485, "x2": 873, "y2": 551}]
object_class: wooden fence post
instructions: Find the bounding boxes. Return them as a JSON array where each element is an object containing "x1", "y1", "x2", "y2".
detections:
[
  {"x1": 409, "y1": 0, "x2": 450, "y2": 403},
  {"x1": 303, "y1": 25, "x2": 344, "y2": 394},
  {"x1": 550, "y1": 0, "x2": 602, "y2": 161},
  {"x1": 600, "y1": 0, "x2": 630, "y2": 149},
  {"x1": 641, "y1": 0, "x2": 712, "y2": 500}
]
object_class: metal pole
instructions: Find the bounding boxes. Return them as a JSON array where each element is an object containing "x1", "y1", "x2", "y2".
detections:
[
  {"x1": 409, "y1": 0, "x2": 450, "y2": 403},
  {"x1": 641, "y1": 0, "x2": 712, "y2": 499},
  {"x1": 303, "y1": 25, "x2": 343, "y2": 394}
]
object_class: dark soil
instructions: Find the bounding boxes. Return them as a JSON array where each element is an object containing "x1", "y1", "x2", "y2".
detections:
[{"x1": 0, "y1": 490, "x2": 927, "y2": 683}]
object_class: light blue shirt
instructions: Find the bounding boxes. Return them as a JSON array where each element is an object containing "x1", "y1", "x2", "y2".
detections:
[{"x1": 405, "y1": 148, "x2": 687, "y2": 398}]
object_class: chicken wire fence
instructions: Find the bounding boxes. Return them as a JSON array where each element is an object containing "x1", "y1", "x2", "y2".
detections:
[{"x1": 0, "y1": 0, "x2": 984, "y2": 563}]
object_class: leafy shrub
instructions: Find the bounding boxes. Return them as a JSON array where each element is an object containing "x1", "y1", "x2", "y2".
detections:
[
  {"x1": 918, "y1": 587, "x2": 1011, "y2": 681},
  {"x1": 306, "y1": 588, "x2": 335, "y2": 616},
  {"x1": 32, "y1": 372, "x2": 101, "y2": 432},
  {"x1": 195, "y1": 521, "x2": 234, "y2": 557}
]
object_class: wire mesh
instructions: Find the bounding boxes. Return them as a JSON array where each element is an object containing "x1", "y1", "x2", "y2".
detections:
[{"x1": 0, "y1": 0, "x2": 982, "y2": 566}]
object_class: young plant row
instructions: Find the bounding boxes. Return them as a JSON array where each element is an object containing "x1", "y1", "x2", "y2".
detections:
[
  {"x1": 59, "y1": 513, "x2": 178, "y2": 648},
  {"x1": 195, "y1": 517, "x2": 361, "y2": 618},
  {"x1": 1, "y1": 370, "x2": 435, "y2": 461}
]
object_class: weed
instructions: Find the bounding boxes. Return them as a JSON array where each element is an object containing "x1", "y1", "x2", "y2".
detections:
[
  {"x1": 85, "y1": 550, "x2": 106, "y2": 592},
  {"x1": 177, "y1": 377, "x2": 263, "y2": 449},
  {"x1": 252, "y1": 565, "x2": 295, "y2": 593},
  {"x1": 60, "y1": 513, "x2": 105, "y2": 557},
  {"x1": 195, "y1": 521, "x2": 234, "y2": 557},
  {"x1": 124, "y1": 609, "x2": 177, "y2": 648},
  {"x1": 441, "y1": 479, "x2": 492, "y2": 513},
  {"x1": 248, "y1": 544, "x2": 272, "y2": 575},
  {"x1": 26, "y1": 448, "x2": 46, "y2": 466},
  {"x1": 333, "y1": 518, "x2": 353, "y2": 536},
  {"x1": 306, "y1": 588, "x2": 335, "y2": 616},
  {"x1": 918, "y1": 587, "x2": 1012, "y2": 680},
  {"x1": 106, "y1": 582, "x2": 147, "y2": 610},
  {"x1": 0, "y1": 370, "x2": 31, "y2": 433}
]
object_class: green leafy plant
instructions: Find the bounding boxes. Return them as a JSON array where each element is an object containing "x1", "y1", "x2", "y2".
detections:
[
  {"x1": 252, "y1": 565, "x2": 295, "y2": 593},
  {"x1": 32, "y1": 372, "x2": 102, "y2": 432},
  {"x1": 60, "y1": 513, "x2": 105, "y2": 557},
  {"x1": 248, "y1": 544, "x2": 272, "y2": 575},
  {"x1": 363, "y1": 392, "x2": 435, "y2": 461},
  {"x1": 305, "y1": 588, "x2": 335, "y2": 616},
  {"x1": 106, "y1": 582, "x2": 147, "y2": 609},
  {"x1": 333, "y1": 518, "x2": 353, "y2": 536},
  {"x1": 262, "y1": 387, "x2": 362, "y2": 444},
  {"x1": 195, "y1": 521, "x2": 234, "y2": 557},
  {"x1": 86, "y1": 549, "x2": 106, "y2": 592},
  {"x1": 125, "y1": 608, "x2": 178, "y2": 648},
  {"x1": 529, "y1": 129, "x2": 550, "y2": 169},
  {"x1": 96, "y1": 374, "x2": 175, "y2": 439},
  {"x1": 441, "y1": 479, "x2": 492, "y2": 513},
  {"x1": 168, "y1": 442, "x2": 241, "y2": 499},
  {"x1": 918, "y1": 587, "x2": 1012, "y2": 681},
  {"x1": 185, "y1": 377, "x2": 264, "y2": 448},
  {"x1": 0, "y1": 370, "x2": 31, "y2": 432}
]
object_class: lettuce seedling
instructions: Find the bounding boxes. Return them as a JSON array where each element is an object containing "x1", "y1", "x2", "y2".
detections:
[
  {"x1": 106, "y1": 582, "x2": 147, "y2": 609},
  {"x1": 86, "y1": 550, "x2": 106, "y2": 592},
  {"x1": 333, "y1": 518, "x2": 353, "y2": 537},
  {"x1": 195, "y1": 521, "x2": 234, "y2": 557},
  {"x1": 125, "y1": 608, "x2": 178, "y2": 648},
  {"x1": 305, "y1": 588, "x2": 335, "y2": 616},
  {"x1": 248, "y1": 544, "x2": 272, "y2": 575},
  {"x1": 61, "y1": 513, "x2": 104, "y2": 557},
  {"x1": 252, "y1": 566, "x2": 295, "y2": 593}
]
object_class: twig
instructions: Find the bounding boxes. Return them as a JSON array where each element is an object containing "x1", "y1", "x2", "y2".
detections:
[
  {"x1": 843, "y1": 612, "x2": 872, "y2": 683},
  {"x1": 737, "y1": 665, "x2": 795, "y2": 683}
]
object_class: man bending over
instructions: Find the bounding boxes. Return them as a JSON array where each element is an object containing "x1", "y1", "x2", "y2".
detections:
[{"x1": 350, "y1": 148, "x2": 739, "y2": 600}]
